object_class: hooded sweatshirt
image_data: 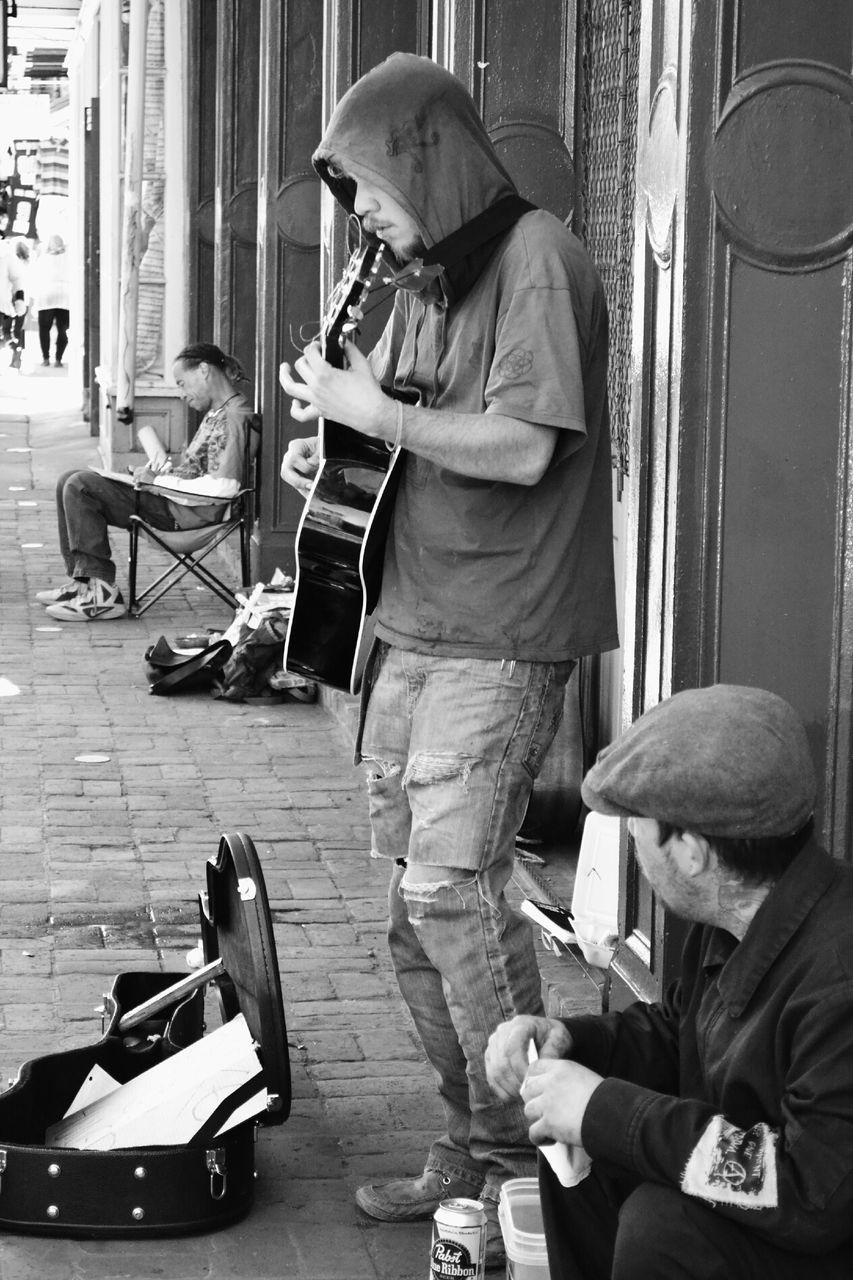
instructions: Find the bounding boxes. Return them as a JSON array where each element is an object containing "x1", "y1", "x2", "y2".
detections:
[{"x1": 314, "y1": 53, "x2": 618, "y2": 662}]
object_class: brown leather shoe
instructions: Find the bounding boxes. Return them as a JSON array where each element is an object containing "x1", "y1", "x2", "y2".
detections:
[{"x1": 355, "y1": 1170, "x2": 481, "y2": 1222}]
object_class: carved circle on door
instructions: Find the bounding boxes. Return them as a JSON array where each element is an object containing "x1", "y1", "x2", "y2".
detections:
[
  {"x1": 489, "y1": 122, "x2": 575, "y2": 222},
  {"x1": 275, "y1": 173, "x2": 323, "y2": 250},
  {"x1": 639, "y1": 69, "x2": 679, "y2": 270},
  {"x1": 196, "y1": 196, "x2": 215, "y2": 242},
  {"x1": 225, "y1": 185, "x2": 258, "y2": 243},
  {"x1": 712, "y1": 63, "x2": 853, "y2": 267}
]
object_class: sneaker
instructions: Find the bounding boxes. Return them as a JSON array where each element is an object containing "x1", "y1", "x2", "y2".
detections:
[
  {"x1": 45, "y1": 579, "x2": 127, "y2": 622},
  {"x1": 355, "y1": 1170, "x2": 481, "y2": 1223},
  {"x1": 35, "y1": 579, "x2": 80, "y2": 606}
]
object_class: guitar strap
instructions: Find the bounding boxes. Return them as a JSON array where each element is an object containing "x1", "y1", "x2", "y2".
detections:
[
  {"x1": 389, "y1": 193, "x2": 538, "y2": 307},
  {"x1": 147, "y1": 638, "x2": 233, "y2": 696}
]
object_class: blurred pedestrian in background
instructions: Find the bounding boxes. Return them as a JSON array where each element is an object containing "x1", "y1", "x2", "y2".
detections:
[
  {"x1": 8, "y1": 238, "x2": 31, "y2": 370},
  {"x1": 30, "y1": 233, "x2": 70, "y2": 367},
  {"x1": 0, "y1": 227, "x2": 26, "y2": 368}
]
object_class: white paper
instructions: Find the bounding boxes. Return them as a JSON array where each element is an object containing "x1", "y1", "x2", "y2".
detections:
[
  {"x1": 47, "y1": 1015, "x2": 264, "y2": 1150},
  {"x1": 62, "y1": 1064, "x2": 120, "y2": 1117},
  {"x1": 88, "y1": 466, "x2": 137, "y2": 486},
  {"x1": 136, "y1": 424, "x2": 167, "y2": 465},
  {"x1": 215, "y1": 1088, "x2": 268, "y2": 1136},
  {"x1": 526, "y1": 1041, "x2": 592, "y2": 1188}
]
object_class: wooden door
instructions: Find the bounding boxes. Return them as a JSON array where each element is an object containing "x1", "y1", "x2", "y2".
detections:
[
  {"x1": 186, "y1": 0, "x2": 217, "y2": 348},
  {"x1": 254, "y1": 0, "x2": 324, "y2": 580},
  {"x1": 213, "y1": 0, "x2": 261, "y2": 387},
  {"x1": 677, "y1": 0, "x2": 853, "y2": 859},
  {"x1": 613, "y1": 0, "x2": 853, "y2": 1006},
  {"x1": 441, "y1": 1, "x2": 577, "y2": 222}
]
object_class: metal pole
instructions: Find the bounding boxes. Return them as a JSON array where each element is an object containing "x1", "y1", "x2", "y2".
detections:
[
  {"x1": 117, "y1": 958, "x2": 226, "y2": 1033},
  {"x1": 115, "y1": 0, "x2": 149, "y2": 424}
]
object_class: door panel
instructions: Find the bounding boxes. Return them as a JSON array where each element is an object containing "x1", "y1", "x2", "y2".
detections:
[
  {"x1": 717, "y1": 264, "x2": 842, "y2": 779},
  {"x1": 214, "y1": 0, "x2": 260, "y2": 385},
  {"x1": 255, "y1": 0, "x2": 325, "y2": 578},
  {"x1": 187, "y1": 0, "x2": 217, "y2": 347},
  {"x1": 678, "y1": 3, "x2": 853, "y2": 857},
  {"x1": 447, "y1": 0, "x2": 577, "y2": 221}
]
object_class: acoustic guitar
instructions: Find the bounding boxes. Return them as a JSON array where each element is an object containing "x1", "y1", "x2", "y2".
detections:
[{"x1": 283, "y1": 242, "x2": 404, "y2": 695}]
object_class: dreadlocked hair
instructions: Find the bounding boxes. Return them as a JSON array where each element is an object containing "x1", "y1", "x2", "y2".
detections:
[{"x1": 174, "y1": 342, "x2": 247, "y2": 384}]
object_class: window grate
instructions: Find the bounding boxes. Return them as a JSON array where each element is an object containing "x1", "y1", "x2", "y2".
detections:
[{"x1": 579, "y1": 0, "x2": 640, "y2": 491}]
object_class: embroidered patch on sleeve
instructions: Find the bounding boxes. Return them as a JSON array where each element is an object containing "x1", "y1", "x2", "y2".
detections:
[
  {"x1": 681, "y1": 1116, "x2": 778, "y2": 1210},
  {"x1": 497, "y1": 349, "x2": 534, "y2": 380}
]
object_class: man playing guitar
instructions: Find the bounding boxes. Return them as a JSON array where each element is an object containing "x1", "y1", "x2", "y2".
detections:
[{"x1": 279, "y1": 51, "x2": 617, "y2": 1271}]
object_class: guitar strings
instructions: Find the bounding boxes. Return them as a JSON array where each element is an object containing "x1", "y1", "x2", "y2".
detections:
[{"x1": 288, "y1": 217, "x2": 395, "y2": 356}]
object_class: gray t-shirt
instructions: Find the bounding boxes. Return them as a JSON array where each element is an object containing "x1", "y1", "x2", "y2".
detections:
[{"x1": 369, "y1": 209, "x2": 618, "y2": 662}]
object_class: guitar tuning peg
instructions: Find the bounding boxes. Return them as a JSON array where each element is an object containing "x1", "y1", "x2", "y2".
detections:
[{"x1": 347, "y1": 305, "x2": 363, "y2": 321}]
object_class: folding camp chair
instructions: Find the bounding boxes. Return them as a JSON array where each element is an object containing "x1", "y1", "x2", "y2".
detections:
[{"x1": 127, "y1": 414, "x2": 260, "y2": 617}]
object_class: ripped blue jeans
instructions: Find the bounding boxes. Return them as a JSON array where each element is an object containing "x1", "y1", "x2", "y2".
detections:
[{"x1": 358, "y1": 643, "x2": 575, "y2": 1201}]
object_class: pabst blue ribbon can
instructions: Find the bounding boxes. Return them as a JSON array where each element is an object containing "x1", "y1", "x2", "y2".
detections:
[{"x1": 429, "y1": 1197, "x2": 487, "y2": 1280}]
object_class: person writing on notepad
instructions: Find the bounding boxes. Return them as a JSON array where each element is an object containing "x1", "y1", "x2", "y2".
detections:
[
  {"x1": 485, "y1": 684, "x2": 853, "y2": 1280},
  {"x1": 37, "y1": 344, "x2": 255, "y2": 622},
  {"x1": 278, "y1": 52, "x2": 617, "y2": 1268}
]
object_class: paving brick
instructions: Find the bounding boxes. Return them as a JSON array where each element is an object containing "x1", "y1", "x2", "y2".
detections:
[
  {"x1": 320, "y1": 1073, "x2": 435, "y2": 1099},
  {"x1": 43, "y1": 778, "x2": 86, "y2": 796}
]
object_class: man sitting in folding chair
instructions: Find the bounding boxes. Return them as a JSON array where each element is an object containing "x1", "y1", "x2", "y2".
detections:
[{"x1": 37, "y1": 343, "x2": 256, "y2": 622}]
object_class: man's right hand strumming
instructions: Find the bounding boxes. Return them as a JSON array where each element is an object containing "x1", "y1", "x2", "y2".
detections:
[{"x1": 281, "y1": 435, "x2": 321, "y2": 496}]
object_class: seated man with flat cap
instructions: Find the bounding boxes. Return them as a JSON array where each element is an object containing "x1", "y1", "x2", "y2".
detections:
[{"x1": 486, "y1": 684, "x2": 853, "y2": 1280}]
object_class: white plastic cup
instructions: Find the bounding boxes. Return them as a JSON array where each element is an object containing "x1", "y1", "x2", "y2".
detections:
[{"x1": 497, "y1": 1178, "x2": 549, "y2": 1279}]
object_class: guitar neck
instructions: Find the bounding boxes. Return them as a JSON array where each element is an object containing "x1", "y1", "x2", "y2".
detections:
[{"x1": 321, "y1": 242, "x2": 382, "y2": 370}]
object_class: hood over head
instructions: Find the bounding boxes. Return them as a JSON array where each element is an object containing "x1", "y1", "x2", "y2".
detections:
[{"x1": 313, "y1": 53, "x2": 518, "y2": 263}]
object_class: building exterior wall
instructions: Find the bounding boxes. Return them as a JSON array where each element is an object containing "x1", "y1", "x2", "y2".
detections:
[{"x1": 68, "y1": 0, "x2": 188, "y2": 472}]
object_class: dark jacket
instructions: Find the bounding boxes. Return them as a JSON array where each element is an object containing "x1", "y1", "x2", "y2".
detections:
[{"x1": 564, "y1": 841, "x2": 853, "y2": 1254}]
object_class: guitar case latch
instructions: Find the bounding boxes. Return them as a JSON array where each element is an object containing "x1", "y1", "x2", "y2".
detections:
[{"x1": 206, "y1": 1147, "x2": 227, "y2": 1201}]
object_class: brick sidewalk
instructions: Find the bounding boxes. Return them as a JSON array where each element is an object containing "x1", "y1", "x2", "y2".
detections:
[{"x1": 0, "y1": 374, "x2": 599, "y2": 1280}]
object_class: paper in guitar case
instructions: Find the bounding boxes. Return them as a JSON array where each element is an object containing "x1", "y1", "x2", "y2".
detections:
[{"x1": 0, "y1": 832, "x2": 290, "y2": 1237}]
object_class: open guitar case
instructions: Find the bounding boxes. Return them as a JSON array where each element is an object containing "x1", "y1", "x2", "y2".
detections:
[{"x1": 0, "y1": 832, "x2": 290, "y2": 1236}]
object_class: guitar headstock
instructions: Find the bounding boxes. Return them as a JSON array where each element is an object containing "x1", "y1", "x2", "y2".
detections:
[{"x1": 322, "y1": 243, "x2": 385, "y2": 369}]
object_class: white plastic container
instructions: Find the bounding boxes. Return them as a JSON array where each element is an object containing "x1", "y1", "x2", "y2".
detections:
[
  {"x1": 497, "y1": 1178, "x2": 549, "y2": 1279},
  {"x1": 571, "y1": 812, "x2": 621, "y2": 968}
]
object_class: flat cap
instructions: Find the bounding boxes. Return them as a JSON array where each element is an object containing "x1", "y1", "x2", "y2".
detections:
[{"x1": 581, "y1": 684, "x2": 815, "y2": 838}]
